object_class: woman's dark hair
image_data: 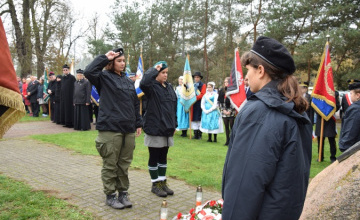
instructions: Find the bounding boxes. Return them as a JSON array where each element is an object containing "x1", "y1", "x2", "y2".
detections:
[
  {"x1": 104, "y1": 55, "x2": 125, "y2": 73},
  {"x1": 241, "y1": 51, "x2": 308, "y2": 114}
]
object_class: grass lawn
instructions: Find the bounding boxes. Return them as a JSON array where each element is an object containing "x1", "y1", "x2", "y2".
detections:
[
  {"x1": 30, "y1": 129, "x2": 341, "y2": 192},
  {"x1": 0, "y1": 175, "x2": 96, "y2": 220}
]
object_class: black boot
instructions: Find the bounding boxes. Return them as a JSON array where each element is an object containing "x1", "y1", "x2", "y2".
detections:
[
  {"x1": 207, "y1": 134, "x2": 212, "y2": 142},
  {"x1": 151, "y1": 181, "x2": 167, "y2": 197},
  {"x1": 224, "y1": 139, "x2": 229, "y2": 146},
  {"x1": 160, "y1": 180, "x2": 174, "y2": 195},
  {"x1": 194, "y1": 130, "x2": 199, "y2": 139},
  {"x1": 181, "y1": 130, "x2": 187, "y2": 137},
  {"x1": 106, "y1": 193, "x2": 125, "y2": 209},
  {"x1": 198, "y1": 131, "x2": 202, "y2": 139},
  {"x1": 214, "y1": 134, "x2": 217, "y2": 143},
  {"x1": 118, "y1": 191, "x2": 132, "y2": 208}
]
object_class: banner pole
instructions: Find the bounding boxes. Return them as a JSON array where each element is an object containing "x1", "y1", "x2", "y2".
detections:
[{"x1": 319, "y1": 117, "x2": 325, "y2": 162}]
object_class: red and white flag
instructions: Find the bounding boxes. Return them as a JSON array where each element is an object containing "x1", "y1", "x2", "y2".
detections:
[{"x1": 226, "y1": 48, "x2": 246, "y2": 112}]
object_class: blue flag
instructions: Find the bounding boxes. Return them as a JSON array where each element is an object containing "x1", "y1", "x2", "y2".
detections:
[
  {"x1": 43, "y1": 69, "x2": 50, "y2": 102},
  {"x1": 134, "y1": 55, "x2": 144, "y2": 97},
  {"x1": 91, "y1": 85, "x2": 100, "y2": 106},
  {"x1": 179, "y1": 56, "x2": 196, "y2": 112}
]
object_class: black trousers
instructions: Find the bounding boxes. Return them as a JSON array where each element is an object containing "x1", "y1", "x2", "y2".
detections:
[
  {"x1": 223, "y1": 117, "x2": 235, "y2": 142},
  {"x1": 317, "y1": 136, "x2": 337, "y2": 160},
  {"x1": 31, "y1": 102, "x2": 40, "y2": 117},
  {"x1": 148, "y1": 147, "x2": 169, "y2": 167}
]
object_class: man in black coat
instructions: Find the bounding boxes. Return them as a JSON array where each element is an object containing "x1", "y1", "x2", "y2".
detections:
[
  {"x1": 47, "y1": 72, "x2": 56, "y2": 121},
  {"x1": 60, "y1": 64, "x2": 76, "y2": 127},
  {"x1": 27, "y1": 75, "x2": 39, "y2": 117},
  {"x1": 73, "y1": 69, "x2": 91, "y2": 131}
]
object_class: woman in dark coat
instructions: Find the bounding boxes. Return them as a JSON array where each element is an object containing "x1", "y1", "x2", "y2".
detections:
[
  {"x1": 140, "y1": 61, "x2": 177, "y2": 198},
  {"x1": 84, "y1": 48, "x2": 142, "y2": 210},
  {"x1": 222, "y1": 36, "x2": 312, "y2": 220},
  {"x1": 73, "y1": 69, "x2": 91, "y2": 131}
]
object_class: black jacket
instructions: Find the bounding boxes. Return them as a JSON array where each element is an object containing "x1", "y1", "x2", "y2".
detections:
[
  {"x1": 55, "y1": 81, "x2": 61, "y2": 102},
  {"x1": 140, "y1": 67, "x2": 177, "y2": 136},
  {"x1": 339, "y1": 100, "x2": 360, "y2": 152},
  {"x1": 37, "y1": 84, "x2": 44, "y2": 99},
  {"x1": 27, "y1": 80, "x2": 39, "y2": 103},
  {"x1": 48, "y1": 80, "x2": 57, "y2": 102},
  {"x1": 84, "y1": 55, "x2": 142, "y2": 133},
  {"x1": 73, "y1": 79, "x2": 91, "y2": 105},
  {"x1": 222, "y1": 80, "x2": 312, "y2": 220}
]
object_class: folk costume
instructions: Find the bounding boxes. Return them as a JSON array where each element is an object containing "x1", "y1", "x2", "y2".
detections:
[
  {"x1": 339, "y1": 82, "x2": 360, "y2": 152},
  {"x1": 175, "y1": 76, "x2": 189, "y2": 135},
  {"x1": 191, "y1": 72, "x2": 206, "y2": 139},
  {"x1": 140, "y1": 61, "x2": 177, "y2": 198},
  {"x1": 222, "y1": 37, "x2": 312, "y2": 220},
  {"x1": 60, "y1": 64, "x2": 76, "y2": 127},
  {"x1": 73, "y1": 69, "x2": 91, "y2": 131},
  {"x1": 85, "y1": 48, "x2": 142, "y2": 209},
  {"x1": 200, "y1": 82, "x2": 223, "y2": 142}
]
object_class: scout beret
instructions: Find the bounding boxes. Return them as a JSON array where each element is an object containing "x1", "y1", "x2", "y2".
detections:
[
  {"x1": 153, "y1": 61, "x2": 168, "y2": 72},
  {"x1": 251, "y1": 36, "x2": 295, "y2": 75},
  {"x1": 349, "y1": 82, "x2": 360, "y2": 90}
]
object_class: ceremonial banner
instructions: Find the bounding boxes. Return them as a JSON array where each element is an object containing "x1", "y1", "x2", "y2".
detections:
[
  {"x1": 91, "y1": 85, "x2": 100, "y2": 106},
  {"x1": 0, "y1": 17, "x2": 26, "y2": 138},
  {"x1": 311, "y1": 41, "x2": 336, "y2": 121},
  {"x1": 226, "y1": 48, "x2": 246, "y2": 112},
  {"x1": 180, "y1": 56, "x2": 196, "y2": 112},
  {"x1": 43, "y1": 69, "x2": 50, "y2": 102},
  {"x1": 134, "y1": 55, "x2": 144, "y2": 97},
  {"x1": 125, "y1": 63, "x2": 131, "y2": 77}
]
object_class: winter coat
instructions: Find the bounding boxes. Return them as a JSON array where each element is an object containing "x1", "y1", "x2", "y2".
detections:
[
  {"x1": 222, "y1": 80, "x2": 312, "y2": 220},
  {"x1": 73, "y1": 79, "x2": 91, "y2": 105},
  {"x1": 339, "y1": 100, "x2": 360, "y2": 152},
  {"x1": 37, "y1": 84, "x2": 44, "y2": 99},
  {"x1": 140, "y1": 67, "x2": 177, "y2": 137},
  {"x1": 191, "y1": 81, "x2": 206, "y2": 121},
  {"x1": 27, "y1": 80, "x2": 39, "y2": 103},
  {"x1": 84, "y1": 55, "x2": 142, "y2": 133}
]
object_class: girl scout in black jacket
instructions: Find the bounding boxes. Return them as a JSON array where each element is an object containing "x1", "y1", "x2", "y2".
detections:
[
  {"x1": 140, "y1": 61, "x2": 177, "y2": 198},
  {"x1": 84, "y1": 48, "x2": 142, "y2": 210},
  {"x1": 222, "y1": 37, "x2": 312, "y2": 220}
]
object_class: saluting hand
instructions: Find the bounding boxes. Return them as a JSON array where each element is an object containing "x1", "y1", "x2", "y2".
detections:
[
  {"x1": 154, "y1": 64, "x2": 162, "y2": 71},
  {"x1": 105, "y1": 51, "x2": 120, "y2": 61}
]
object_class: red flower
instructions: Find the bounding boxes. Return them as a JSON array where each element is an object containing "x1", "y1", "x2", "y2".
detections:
[
  {"x1": 190, "y1": 217, "x2": 195, "y2": 220},
  {"x1": 209, "y1": 200, "x2": 216, "y2": 207},
  {"x1": 177, "y1": 213, "x2": 182, "y2": 219},
  {"x1": 202, "y1": 215, "x2": 215, "y2": 220},
  {"x1": 191, "y1": 213, "x2": 196, "y2": 218},
  {"x1": 189, "y1": 208, "x2": 195, "y2": 214},
  {"x1": 200, "y1": 210, "x2": 206, "y2": 215}
]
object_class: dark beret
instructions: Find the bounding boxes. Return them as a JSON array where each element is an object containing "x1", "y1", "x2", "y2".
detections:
[
  {"x1": 347, "y1": 79, "x2": 360, "y2": 85},
  {"x1": 49, "y1": 72, "x2": 55, "y2": 76},
  {"x1": 76, "y1": 69, "x2": 84, "y2": 74},
  {"x1": 192, "y1": 71, "x2": 203, "y2": 79},
  {"x1": 112, "y1": 48, "x2": 124, "y2": 57},
  {"x1": 299, "y1": 81, "x2": 309, "y2": 87},
  {"x1": 62, "y1": 64, "x2": 70, "y2": 69},
  {"x1": 251, "y1": 36, "x2": 295, "y2": 75},
  {"x1": 349, "y1": 82, "x2": 360, "y2": 90}
]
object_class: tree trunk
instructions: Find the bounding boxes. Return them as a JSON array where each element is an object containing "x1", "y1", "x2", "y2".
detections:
[{"x1": 204, "y1": 0, "x2": 209, "y2": 82}]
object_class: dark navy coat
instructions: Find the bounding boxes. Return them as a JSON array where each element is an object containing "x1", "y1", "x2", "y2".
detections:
[
  {"x1": 222, "y1": 80, "x2": 312, "y2": 220},
  {"x1": 339, "y1": 100, "x2": 360, "y2": 152}
]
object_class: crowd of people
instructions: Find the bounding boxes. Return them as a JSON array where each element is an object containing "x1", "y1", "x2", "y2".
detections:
[{"x1": 16, "y1": 36, "x2": 360, "y2": 219}]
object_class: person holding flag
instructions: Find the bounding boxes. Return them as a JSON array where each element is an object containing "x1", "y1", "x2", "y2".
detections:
[
  {"x1": 37, "y1": 76, "x2": 48, "y2": 117},
  {"x1": 222, "y1": 36, "x2": 312, "y2": 220},
  {"x1": 191, "y1": 72, "x2": 206, "y2": 139},
  {"x1": 175, "y1": 76, "x2": 189, "y2": 137},
  {"x1": 311, "y1": 39, "x2": 340, "y2": 162}
]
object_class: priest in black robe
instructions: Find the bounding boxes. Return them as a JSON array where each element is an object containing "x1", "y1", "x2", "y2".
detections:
[
  {"x1": 73, "y1": 69, "x2": 91, "y2": 131},
  {"x1": 60, "y1": 64, "x2": 76, "y2": 127}
]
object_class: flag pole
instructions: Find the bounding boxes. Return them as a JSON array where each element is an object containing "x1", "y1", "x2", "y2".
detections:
[
  {"x1": 187, "y1": 53, "x2": 192, "y2": 140},
  {"x1": 139, "y1": 46, "x2": 143, "y2": 115},
  {"x1": 319, "y1": 117, "x2": 324, "y2": 162}
]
